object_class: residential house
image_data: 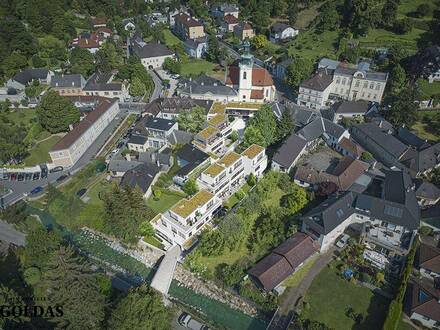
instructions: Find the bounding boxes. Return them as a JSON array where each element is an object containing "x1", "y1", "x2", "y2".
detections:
[
  {"x1": 193, "y1": 126, "x2": 224, "y2": 155},
  {"x1": 122, "y1": 18, "x2": 136, "y2": 31},
  {"x1": 211, "y1": 3, "x2": 239, "y2": 18},
  {"x1": 272, "y1": 134, "x2": 308, "y2": 173},
  {"x1": 271, "y1": 58, "x2": 292, "y2": 80},
  {"x1": 416, "y1": 45, "x2": 440, "y2": 83},
  {"x1": 152, "y1": 190, "x2": 222, "y2": 247},
  {"x1": 414, "y1": 179, "x2": 440, "y2": 207},
  {"x1": 131, "y1": 39, "x2": 175, "y2": 69},
  {"x1": 96, "y1": 27, "x2": 112, "y2": 39},
  {"x1": 332, "y1": 100, "x2": 370, "y2": 122},
  {"x1": 120, "y1": 163, "x2": 161, "y2": 199},
  {"x1": 49, "y1": 98, "x2": 120, "y2": 167},
  {"x1": 302, "y1": 169, "x2": 420, "y2": 253},
  {"x1": 248, "y1": 233, "x2": 319, "y2": 292},
  {"x1": 173, "y1": 144, "x2": 210, "y2": 186},
  {"x1": 143, "y1": 117, "x2": 179, "y2": 150},
  {"x1": 147, "y1": 97, "x2": 213, "y2": 119},
  {"x1": 108, "y1": 159, "x2": 143, "y2": 177},
  {"x1": 242, "y1": 144, "x2": 268, "y2": 177},
  {"x1": 83, "y1": 71, "x2": 129, "y2": 102},
  {"x1": 184, "y1": 37, "x2": 208, "y2": 59},
  {"x1": 338, "y1": 137, "x2": 365, "y2": 159},
  {"x1": 234, "y1": 22, "x2": 255, "y2": 41},
  {"x1": 69, "y1": 32, "x2": 102, "y2": 53},
  {"x1": 297, "y1": 70, "x2": 334, "y2": 110},
  {"x1": 145, "y1": 12, "x2": 168, "y2": 27},
  {"x1": 405, "y1": 278, "x2": 440, "y2": 328},
  {"x1": 50, "y1": 74, "x2": 86, "y2": 96},
  {"x1": 269, "y1": 23, "x2": 298, "y2": 42},
  {"x1": 415, "y1": 240, "x2": 440, "y2": 280},
  {"x1": 127, "y1": 135, "x2": 149, "y2": 152},
  {"x1": 174, "y1": 13, "x2": 205, "y2": 40},
  {"x1": 138, "y1": 149, "x2": 174, "y2": 170},
  {"x1": 178, "y1": 75, "x2": 239, "y2": 102},
  {"x1": 7, "y1": 68, "x2": 53, "y2": 91},
  {"x1": 221, "y1": 14, "x2": 239, "y2": 32},
  {"x1": 90, "y1": 16, "x2": 107, "y2": 28}
]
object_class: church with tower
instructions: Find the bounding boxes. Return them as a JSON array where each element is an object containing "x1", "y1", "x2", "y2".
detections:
[{"x1": 178, "y1": 41, "x2": 276, "y2": 103}]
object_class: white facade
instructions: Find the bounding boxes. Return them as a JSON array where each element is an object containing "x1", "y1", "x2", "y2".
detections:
[
  {"x1": 297, "y1": 84, "x2": 333, "y2": 110},
  {"x1": 410, "y1": 312, "x2": 439, "y2": 329},
  {"x1": 332, "y1": 72, "x2": 386, "y2": 104},
  {"x1": 152, "y1": 190, "x2": 222, "y2": 247},
  {"x1": 270, "y1": 27, "x2": 299, "y2": 42},
  {"x1": 428, "y1": 69, "x2": 440, "y2": 83},
  {"x1": 49, "y1": 100, "x2": 120, "y2": 167},
  {"x1": 140, "y1": 54, "x2": 174, "y2": 70},
  {"x1": 83, "y1": 85, "x2": 129, "y2": 102}
]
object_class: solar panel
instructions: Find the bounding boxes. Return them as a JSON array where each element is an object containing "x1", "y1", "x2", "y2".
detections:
[{"x1": 383, "y1": 205, "x2": 403, "y2": 218}]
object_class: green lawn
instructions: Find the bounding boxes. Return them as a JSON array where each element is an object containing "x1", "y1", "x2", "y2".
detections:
[
  {"x1": 180, "y1": 59, "x2": 217, "y2": 78},
  {"x1": 163, "y1": 29, "x2": 182, "y2": 48},
  {"x1": 283, "y1": 254, "x2": 319, "y2": 288},
  {"x1": 418, "y1": 79, "x2": 440, "y2": 99},
  {"x1": 144, "y1": 236, "x2": 165, "y2": 249},
  {"x1": 146, "y1": 189, "x2": 186, "y2": 214},
  {"x1": 24, "y1": 135, "x2": 61, "y2": 166},
  {"x1": 224, "y1": 183, "x2": 252, "y2": 209},
  {"x1": 295, "y1": 4, "x2": 321, "y2": 29},
  {"x1": 287, "y1": 30, "x2": 340, "y2": 61},
  {"x1": 358, "y1": 28, "x2": 425, "y2": 52},
  {"x1": 302, "y1": 262, "x2": 390, "y2": 330},
  {"x1": 397, "y1": 0, "x2": 434, "y2": 21},
  {"x1": 411, "y1": 111, "x2": 440, "y2": 143},
  {"x1": 4, "y1": 108, "x2": 37, "y2": 125}
]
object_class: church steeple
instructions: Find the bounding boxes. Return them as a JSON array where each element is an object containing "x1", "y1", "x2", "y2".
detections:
[
  {"x1": 238, "y1": 40, "x2": 253, "y2": 99},
  {"x1": 240, "y1": 40, "x2": 253, "y2": 68}
]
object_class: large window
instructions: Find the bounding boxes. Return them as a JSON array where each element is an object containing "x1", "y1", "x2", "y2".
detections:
[{"x1": 243, "y1": 71, "x2": 247, "y2": 79}]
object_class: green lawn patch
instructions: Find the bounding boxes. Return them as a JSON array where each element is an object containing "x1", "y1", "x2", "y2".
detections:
[
  {"x1": 287, "y1": 30, "x2": 340, "y2": 61},
  {"x1": 295, "y1": 4, "x2": 321, "y2": 29},
  {"x1": 411, "y1": 111, "x2": 440, "y2": 143},
  {"x1": 397, "y1": 0, "x2": 434, "y2": 21},
  {"x1": 24, "y1": 135, "x2": 61, "y2": 166},
  {"x1": 146, "y1": 189, "x2": 186, "y2": 214},
  {"x1": 417, "y1": 79, "x2": 440, "y2": 99},
  {"x1": 180, "y1": 59, "x2": 216, "y2": 78},
  {"x1": 283, "y1": 254, "x2": 319, "y2": 288},
  {"x1": 223, "y1": 183, "x2": 251, "y2": 209},
  {"x1": 4, "y1": 108, "x2": 37, "y2": 125},
  {"x1": 358, "y1": 28, "x2": 425, "y2": 52},
  {"x1": 143, "y1": 236, "x2": 164, "y2": 249},
  {"x1": 163, "y1": 29, "x2": 182, "y2": 48},
  {"x1": 302, "y1": 262, "x2": 390, "y2": 330}
]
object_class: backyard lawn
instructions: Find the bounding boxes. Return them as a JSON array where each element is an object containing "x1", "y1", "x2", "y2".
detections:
[
  {"x1": 417, "y1": 79, "x2": 440, "y2": 99},
  {"x1": 24, "y1": 135, "x2": 61, "y2": 166},
  {"x1": 411, "y1": 111, "x2": 440, "y2": 143},
  {"x1": 146, "y1": 189, "x2": 186, "y2": 214},
  {"x1": 163, "y1": 29, "x2": 182, "y2": 48},
  {"x1": 180, "y1": 59, "x2": 217, "y2": 77},
  {"x1": 358, "y1": 28, "x2": 425, "y2": 52},
  {"x1": 223, "y1": 183, "x2": 251, "y2": 209},
  {"x1": 301, "y1": 262, "x2": 390, "y2": 330},
  {"x1": 287, "y1": 30, "x2": 339, "y2": 61}
]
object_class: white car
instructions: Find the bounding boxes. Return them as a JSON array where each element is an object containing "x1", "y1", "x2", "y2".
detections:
[
  {"x1": 178, "y1": 313, "x2": 209, "y2": 330},
  {"x1": 336, "y1": 234, "x2": 350, "y2": 249}
]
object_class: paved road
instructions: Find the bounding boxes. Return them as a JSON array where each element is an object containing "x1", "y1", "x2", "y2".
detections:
[
  {"x1": 149, "y1": 69, "x2": 163, "y2": 102},
  {"x1": 268, "y1": 248, "x2": 335, "y2": 330},
  {"x1": 0, "y1": 220, "x2": 26, "y2": 246},
  {"x1": 0, "y1": 109, "x2": 128, "y2": 208}
]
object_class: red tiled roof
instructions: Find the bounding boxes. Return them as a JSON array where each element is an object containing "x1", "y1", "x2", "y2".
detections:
[
  {"x1": 417, "y1": 242, "x2": 440, "y2": 274},
  {"x1": 226, "y1": 66, "x2": 274, "y2": 87},
  {"x1": 91, "y1": 17, "x2": 107, "y2": 26},
  {"x1": 339, "y1": 137, "x2": 364, "y2": 157},
  {"x1": 224, "y1": 14, "x2": 238, "y2": 24},
  {"x1": 51, "y1": 98, "x2": 118, "y2": 151},
  {"x1": 406, "y1": 279, "x2": 440, "y2": 323},
  {"x1": 250, "y1": 89, "x2": 264, "y2": 99},
  {"x1": 174, "y1": 13, "x2": 203, "y2": 28},
  {"x1": 96, "y1": 27, "x2": 112, "y2": 35}
]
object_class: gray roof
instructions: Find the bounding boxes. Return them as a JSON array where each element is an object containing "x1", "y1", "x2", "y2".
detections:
[
  {"x1": 397, "y1": 127, "x2": 431, "y2": 150},
  {"x1": 271, "y1": 22, "x2": 292, "y2": 33},
  {"x1": 298, "y1": 117, "x2": 346, "y2": 142},
  {"x1": 51, "y1": 74, "x2": 85, "y2": 88},
  {"x1": 132, "y1": 42, "x2": 174, "y2": 59},
  {"x1": 175, "y1": 144, "x2": 209, "y2": 177},
  {"x1": 145, "y1": 117, "x2": 176, "y2": 131},
  {"x1": 108, "y1": 160, "x2": 143, "y2": 173},
  {"x1": 271, "y1": 103, "x2": 318, "y2": 127},
  {"x1": 179, "y1": 75, "x2": 237, "y2": 96},
  {"x1": 184, "y1": 37, "x2": 207, "y2": 49},
  {"x1": 167, "y1": 130, "x2": 194, "y2": 145},
  {"x1": 84, "y1": 72, "x2": 123, "y2": 91},
  {"x1": 138, "y1": 151, "x2": 173, "y2": 166},
  {"x1": 120, "y1": 163, "x2": 160, "y2": 193},
  {"x1": 334, "y1": 101, "x2": 369, "y2": 114},
  {"x1": 273, "y1": 134, "x2": 307, "y2": 169},
  {"x1": 353, "y1": 123, "x2": 408, "y2": 159},
  {"x1": 318, "y1": 58, "x2": 340, "y2": 70},
  {"x1": 300, "y1": 71, "x2": 333, "y2": 91},
  {"x1": 414, "y1": 179, "x2": 440, "y2": 201},
  {"x1": 334, "y1": 65, "x2": 388, "y2": 82},
  {"x1": 400, "y1": 143, "x2": 440, "y2": 174},
  {"x1": 145, "y1": 97, "x2": 213, "y2": 116},
  {"x1": 12, "y1": 68, "x2": 51, "y2": 85},
  {"x1": 128, "y1": 134, "x2": 148, "y2": 145}
]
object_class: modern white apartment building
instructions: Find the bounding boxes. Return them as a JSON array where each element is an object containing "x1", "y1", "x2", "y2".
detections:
[
  {"x1": 49, "y1": 98, "x2": 120, "y2": 167},
  {"x1": 193, "y1": 126, "x2": 225, "y2": 156},
  {"x1": 152, "y1": 190, "x2": 222, "y2": 247},
  {"x1": 241, "y1": 144, "x2": 268, "y2": 177}
]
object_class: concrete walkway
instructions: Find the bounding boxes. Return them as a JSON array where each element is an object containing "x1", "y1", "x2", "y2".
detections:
[
  {"x1": 151, "y1": 245, "x2": 181, "y2": 296},
  {"x1": 268, "y1": 248, "x2": 335, "y2": 330}
]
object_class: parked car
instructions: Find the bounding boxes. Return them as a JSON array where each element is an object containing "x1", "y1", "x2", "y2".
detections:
[
  {"x1": 29, "y1": 186, "x2": 44, "y2": 195},
  {"x1": 111, "y1": 148, "x2": 119, "y2": 154},
  {"x1": 178, "y1": 313, "x2": 209, "y2": 330},
  {"x1": 56, "y1": 174, "x2": 69, "y2": 183},
  {"x1": 336, "y1": 234, "x2": 350, "y2": 249},
  {"x1": 76, "y1": 188, "x2": 87, "y2": 197},
  {"x1": 49, "y1": 166, "x2": 64, "y2": 173}
]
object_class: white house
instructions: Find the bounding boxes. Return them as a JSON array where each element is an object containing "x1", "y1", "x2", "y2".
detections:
[
  {"x1": 49, "y1": 98, "x2": 120, "y2": 167},
  {"x1": 83, "y1": 72, "x2": 129, "y2": 102},
  {"x1": 270, "y1": 23, "x2": 298, "y2": 42},
  {"x1": 131, "y1": 39, "x2": 175, "y2": 69},
  {"x1": 184, "y1": 37, "x2": 208, "y2": 59},
  {"x1": 127, "y1": 135, "x2": 149, "y2": 152}
]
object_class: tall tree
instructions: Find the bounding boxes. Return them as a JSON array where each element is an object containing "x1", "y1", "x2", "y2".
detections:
[
  {"x1": 249, "y1": 104, "x2": 277, "y2": 146},
  {"x1": 381, "y1": 0, "x2": 399, "y2": 28},
  {"x1": 389, "y1": 64, "x2": 407, "y2": 95},
  {"x1": 177, "y1": 106, "x2": 206, "y2": 133},
  {"x1": 23, "y1": 227, "x2": 62, "y2": 268},
  {"x1": 242, "y1": 125, "x2": 266, "y2": 149},
  {"x1": 70, "y1": 47, "x2": 95, "y2": 76},
  {"x1": 43, "y1": 246, "x2": 106, "y2": 329},
  {"x1": 107, "y1": 284, "x2": 171, "y2": 330},
  {"x1": 285, "y1": 57, "x2": 314, "y2": 89},
  {"x1": 277, "y1": 109, "x2": 294, "y2": 141},
  {"x1": 386, "y1": 87, "x2": 419, "y2": 127},
  {"x1": 36, "y1": 90, "x2": 80, "y2": 133}
]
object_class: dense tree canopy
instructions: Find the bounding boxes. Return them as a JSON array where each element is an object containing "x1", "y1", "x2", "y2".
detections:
[
  {"x1": 177, "y1": 106, "x2": 206, "y2": 133},
  {"x1": 36, "y1": 90, "x2": 80, "y2": 133}
]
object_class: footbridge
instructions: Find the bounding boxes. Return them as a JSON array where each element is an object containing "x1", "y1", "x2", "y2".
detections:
[{"x1": 150, "y1": 245, "x2": 181, "y2": 296}]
